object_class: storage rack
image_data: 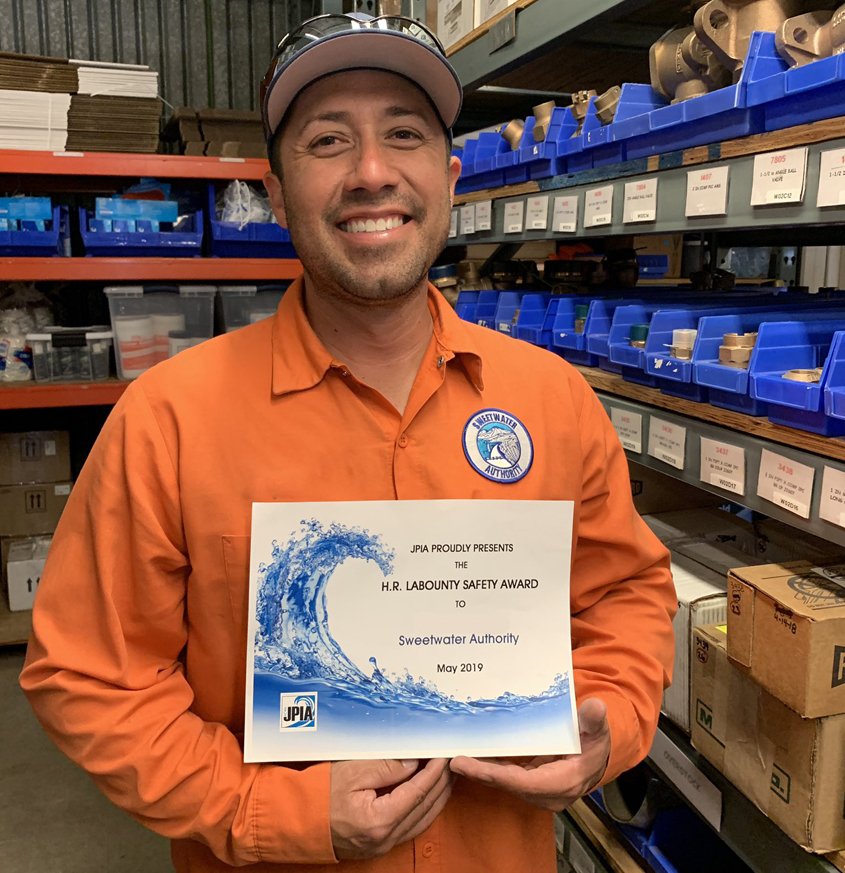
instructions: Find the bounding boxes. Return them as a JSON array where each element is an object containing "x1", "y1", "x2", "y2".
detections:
[{"x1": 446, "y1": 8, "x2": 845, "y2": 873}]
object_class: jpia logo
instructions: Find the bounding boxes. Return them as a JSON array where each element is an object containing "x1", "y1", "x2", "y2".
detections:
[{"x1": 280, "y1": 693, "x2": 317, "y2": 731}]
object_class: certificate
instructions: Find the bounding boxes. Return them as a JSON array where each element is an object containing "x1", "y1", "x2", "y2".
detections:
[{"x1": 244, "y1": 499, "x2": 579, "y2": 762}]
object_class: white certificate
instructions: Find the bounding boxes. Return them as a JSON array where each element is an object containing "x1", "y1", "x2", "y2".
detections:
[{"x1": 245, "y1": 500, "x2": 579, "y2": 762}]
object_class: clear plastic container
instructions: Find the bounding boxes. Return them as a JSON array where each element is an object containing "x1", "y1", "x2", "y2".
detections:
[
  {"x1": 218, "y1": 284, "x2": 287, "y2": 332},
  {"x1": 26, "y1": 327, "x2": 113, "y2": 382},
  {"x1": 104, "y1": 285, "x2": 215, "y2": 380}
]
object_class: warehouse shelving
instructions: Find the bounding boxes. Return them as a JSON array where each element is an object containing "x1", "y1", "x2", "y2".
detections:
[{"x1": 0, "y1": 381, "x2": 128, "y2": 411}]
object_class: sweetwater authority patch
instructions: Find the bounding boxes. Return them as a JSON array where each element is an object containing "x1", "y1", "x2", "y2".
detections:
[{"x1": 463, "y1": 408, "x2": 534, "y2": 483}]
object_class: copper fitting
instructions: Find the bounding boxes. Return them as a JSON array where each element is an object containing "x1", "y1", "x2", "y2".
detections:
[
  {"x1": 532, "y1": 100, "x2": 557, "y2": 142},
  {"x1": 500, "y1": 119, "x2": 525, "y2": 150}
]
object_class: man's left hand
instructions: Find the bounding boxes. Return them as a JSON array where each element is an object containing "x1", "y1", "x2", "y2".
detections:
[{"x1": 449, "y1": 698, "x2": 611, "y2": 813}]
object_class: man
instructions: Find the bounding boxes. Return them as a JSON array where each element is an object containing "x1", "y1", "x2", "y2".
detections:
[{"x1": 21, "y1": 13, "x2": 675, "y2": 873}]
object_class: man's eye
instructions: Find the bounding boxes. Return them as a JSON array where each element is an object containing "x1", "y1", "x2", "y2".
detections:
[
  {"x1": 392, "y1": 129, "x2": 421, "y2": 142},
  {"x1": 312, "y1": 135, "x2": 339, "y2": 148}
]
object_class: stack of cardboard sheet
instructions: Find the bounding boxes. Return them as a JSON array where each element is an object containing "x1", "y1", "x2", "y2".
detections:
[
  {"x1": 163, "y1": 108, "x2": 266, "y2": 158},
  {"x1": 0, "y1": 52, "x2": 161, "y2": 152}
]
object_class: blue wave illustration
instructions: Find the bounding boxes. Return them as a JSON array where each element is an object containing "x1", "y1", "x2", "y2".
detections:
[{"x1": 254, "y1": 519, "x2": 569, "y2": 714}]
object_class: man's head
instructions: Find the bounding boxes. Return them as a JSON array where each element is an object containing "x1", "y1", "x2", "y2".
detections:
[{"x1": 260, "y1": 14, "x2": 463, "y2": 307}]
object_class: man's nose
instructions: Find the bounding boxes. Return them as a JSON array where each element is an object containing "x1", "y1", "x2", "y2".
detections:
[{"x1": 344, "y1": 136, "x2": 402, "y2": 193}]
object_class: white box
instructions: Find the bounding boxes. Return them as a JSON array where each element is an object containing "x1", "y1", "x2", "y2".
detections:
[
  {"x1": 438, "y1": 0, "x2": 474, "y2": 49},
  {"x1": 6, "y1": 536, "x2": 51, "y2": 611},
  {"x1": 475, "y1": 0, "x2": 515, "y2": 27}
]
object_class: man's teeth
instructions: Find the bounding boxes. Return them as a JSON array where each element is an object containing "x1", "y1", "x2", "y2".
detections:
[{"x1": 340, "y1": 216, "x2": 406, "y2": 233}]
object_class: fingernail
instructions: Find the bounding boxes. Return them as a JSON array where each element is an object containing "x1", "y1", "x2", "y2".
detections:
[{"x1": 401, "y1": 759, "x2": 418, "y2": 769}]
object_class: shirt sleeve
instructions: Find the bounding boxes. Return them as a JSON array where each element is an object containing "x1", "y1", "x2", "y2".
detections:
[
  {"x1": 19, "y1": 382, "x2": 337, "y2": 867},
  {"x1": 569, "y1": 375, "x2": 676, "y2": 783}
]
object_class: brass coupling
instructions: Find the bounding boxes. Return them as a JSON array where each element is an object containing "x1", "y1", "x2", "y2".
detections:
[
  {"x1": 532, "y1": 100, "x2": 557, "y2": 142},
  {"x1": 783, "y1": 368, "x2": 823, "y2": 382},
  {"x1": 500, "y1": 119, "x2": 525, "y2": 150}
]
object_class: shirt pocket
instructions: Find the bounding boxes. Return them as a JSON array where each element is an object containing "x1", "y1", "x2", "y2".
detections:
[{"x1": 222, "y1": 535, "x2": 251, "y2": 666}]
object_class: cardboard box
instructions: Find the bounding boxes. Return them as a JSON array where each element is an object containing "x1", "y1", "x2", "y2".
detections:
[
  {"x1": 630, "y1": 461, "x2": 722, "y2": 516},
  {"x1": 438, "y1": 0, "x2": 474, "y2": 49},
  {"x1": 633, "y1": 234, "x2": 683, "y2": 280},
  {"x1": 475, "y1": 0, "x2": 515, "y2": 27},
  {"x1": 0, "y1": 482, "x2": 72, "y2": 537},
  {"x1": 727, "y1": 561, "x2": 845, "y2": 718},
  {"x1": 5, "y1": 536, "x2": 50, "y2": 611},
  {"x1": 0, "y1": 431, "x2": 70, "y2": 485},
  {"x1": 692, "y1": 623, "x2": 845, "y2": 853}
]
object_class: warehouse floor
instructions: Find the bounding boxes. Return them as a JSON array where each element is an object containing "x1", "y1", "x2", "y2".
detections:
[{"x1": 0, "y1": 646, "x2": 172, "y2": 872}]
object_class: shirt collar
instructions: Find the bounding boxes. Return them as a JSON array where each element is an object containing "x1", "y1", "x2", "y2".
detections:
[{"x1": 271, "y1": 278, "x2": 484, "y2": 397}]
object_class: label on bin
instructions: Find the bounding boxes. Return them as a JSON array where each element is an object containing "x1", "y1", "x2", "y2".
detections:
[
  {"x1": 757, "y1": 448, "x2": 814, "y2": 518},
  {"x1": 750, "y1": 147, "x2": 808, "y2": 206},
  {"x1": 685, "y1": 165, "x2": 730, "y2": 217},
  {"x1": 647, "y1": 417, "x2": 686, "y2": 470},
  {"x1": 460, "y1": 205, "x2": 475, "y2": 235},
  {"x1": 622, "y1": 178, "x2": 657, "y2": 223},
  {"x1": 610, "y1": 407, "x2": 642, "y2": 453},
  {"x1": 504, "y1": 200, "x2": 525, "y2": 234},
  {"x1": 449, "y1": 208, "x2": 458, "y2": 239},
  {"x1": 584, "y1": 187, "x2": 613, "y2": 228},
  {"x1": 819, "y1": 466, "x2": 845, "y2": 528},
  {"x1": 817, "y1": 148, "x2": 845, "y2": 208},
  {"x1": 526, "y1": 195, "x2": 549, "y2": 230},
  {"x1": 700, "y1": 437, "x2": 745, "y2": 495},
  {"x1": 552, "y1": 195, "x2": 578, "y2": 233},
  {"x1": 475, "y1": 200, "x2": 492, "y2": 232}
]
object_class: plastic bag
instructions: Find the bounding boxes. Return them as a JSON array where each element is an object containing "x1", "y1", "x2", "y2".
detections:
[{"x1": 217, "y1": 181, "x2": 276, "y2": 230}]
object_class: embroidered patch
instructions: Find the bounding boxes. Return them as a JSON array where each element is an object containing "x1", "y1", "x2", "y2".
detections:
[{"x1": 462, "y1": 408, "x2": 534, "y2": 483}]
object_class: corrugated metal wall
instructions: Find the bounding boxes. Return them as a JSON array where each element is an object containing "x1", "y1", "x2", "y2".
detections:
[{"x1": 0, "y1": 0, "x2": 331, "y2": 111}]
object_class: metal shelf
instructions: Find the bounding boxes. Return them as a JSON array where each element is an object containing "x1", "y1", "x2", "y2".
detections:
[
  {"x1": 449, "y1": 123, "x2": 845, "y2": 246},
  {"x1": 447, "y1": 0, "x2": 653, "y2": 91},
  {"x1": 0, "y1": 380, "x2": 129, "y2": 411},
  {"x1": 646, "y1": 718, "x2": 839, "y2": 873}
]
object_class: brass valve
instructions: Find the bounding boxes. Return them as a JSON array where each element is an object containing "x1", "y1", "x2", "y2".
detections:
[
  {"x1": 650, "y1": 25, "x2": 732, "y2": 103},
  {"x1": 776, "y1": 5, "x2": 845, "y2": 67},
  {"x1": 500, "y1": 119, "x2": 525, "y2": 150},
  {"x1": 595, "y1": 86, "x2": 622, "y2": 125},
  {"x1": 533, "y1": 101, "x2": 557, "y2": 142},
  {"x1": 570, "y1": 90, "x2": 597, "y2": 136}
]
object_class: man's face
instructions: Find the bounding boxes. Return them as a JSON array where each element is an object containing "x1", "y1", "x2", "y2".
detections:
[{"x1": 264, "y1": 70, "x2": 461, "y2": 307}]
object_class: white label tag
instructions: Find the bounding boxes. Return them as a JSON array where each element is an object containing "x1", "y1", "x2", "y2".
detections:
[
  {"x1": 750, "y1": 147, "x2": 808, "y2": 206},
  {"x1": 649, "y1": 728, "x2": 722, "y2": 831},
  {"x1": 44, "y1": 440, "x2": 56, "y2": 457},
  {"x1": 584, "y1": 186, "x2": 614, "y2": 228},
  {"x1": 685, "y1": 165, "x2": 730, "y2": 217},
  {"x1": 757, "y1": 448, "x2": 814, "y2": 518},
  {"x1": 54, "y1": 484, "x2": 71, "y2": 496},
  {"x1": 504, "y1": 200, "x2": 525, "y2": 234},
  {"x1": 475, "y1": 199, "x2": 492, "y2": 231},
  {"x1": 647, "y1": 417, "x2": 686, "y2": 470},
  {"x1": 552, "y1": 195, "x2": 578, "y2": 233},
  {"x1": 449, "y1": 208, "x2": 458, "y2": 238},
  {"x1": 700, "y1": 437, "x2": 746, "y2": 496},
  {"x1": 817, "y1": 149, "x2": 845, "y2": 208},
  {"x1": 623, "y1": 178, "x2": 657, "y2": 223},
  {"x1": 819, "y1": 466, "x2": 845, "y2": 528},
  {"x1": 526, "y1": 195, "x2": 549, "y2": 230},
  {"x1": 460, "y1": 205, "x2": 475, "y2": 235},
  {"x1": 610, "y1": 407, "x2": 642, "y2": 453},
  {"x1": 52, "y1": 151, "x2": 84, "y2": 157},
  {"x1": 219, "y1": 157, "x2": 246, "y2": 163}
]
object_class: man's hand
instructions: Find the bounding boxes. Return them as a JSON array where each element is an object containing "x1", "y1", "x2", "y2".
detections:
[
  {"x1": 449, "y1": 698, "x2": 611, "y2": 813},
  {"x1": 330, "y1": 758, "x2": 454, "y2": 860}
]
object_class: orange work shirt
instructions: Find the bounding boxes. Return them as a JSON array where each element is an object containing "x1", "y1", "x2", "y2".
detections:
[{"x1": 21, "y1": 280, "x2": 675, "y2": 873}]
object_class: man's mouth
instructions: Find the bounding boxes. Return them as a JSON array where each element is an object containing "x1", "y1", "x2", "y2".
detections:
[{"x1": 337, "y1": 214, "x2": 412, "y2": 234}]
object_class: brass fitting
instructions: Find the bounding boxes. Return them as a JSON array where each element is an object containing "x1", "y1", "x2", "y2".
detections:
[
  {"x1": 532, "y1": 101, "x2": 557, "y2": 142},
  {"x1": 570, "y1": 90, "x2": 597, "y2": 136},
  {"x1": 719, "y1": 346, "x2": 753, "y2": 367},
  {"x1": 723, "y1": 331, "x2": 758, "y2": 347},
  {"x1": 776, "y1": 6, "x2": 845, "y2": 67},
  {"x1": 500, "y1": 119, "x2": 525, "y2": 150},
  {"x1": 695, "y1": 0, "x2": 804, "y2": 77},
  {"x1": 650, "y1": 25, "x2": 732, "y2": 103},
  {"x1": 783, "y1": 368, "x2": 823, "y2": 382},
  {"x1": 595, "y1": 86, "x2": 622, "y2": 125},
  {"x1": 630, "y1": 340, "x2": 647, "y2": 349},
  {"x1": 575, "y1": 318, "x2": 586, "y2": 334},
  {"x1": 670, "y1": 346, "x2": 694, "y2": 361}
]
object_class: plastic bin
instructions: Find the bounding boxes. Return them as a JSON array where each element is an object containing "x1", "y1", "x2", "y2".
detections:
[
  {"x1": 638, "y1": 254, "x2": 669, "y2": 279},
  {"x1": 475, "y1": 290, "x2": 502, "y2": 329},
  {"x1": 26, "y1": 326, "x2": 113, "y2": 382},
  {"x1": 454, "y1": 290, "x2": 480, "y2": 323},
  {"x1": 217, "y1": 284, "x2": 287, "y2": 332},
  {"x1": 0, "y1": 205, "x2": 69, "y2": 257},
  {"x1": 104, "y1": 284, "x2": 215, "y2": 380},
  {"x1": 206, "y1": 183, "x2": 296, "y2": 258},
  {"x1": 81, "y1": 207, "x2": 203, "y2": 258},
  {"x1": 514, "y1": 294, "x2": 558, "y2": 345},
  {"x1": 495, "y1": 291, "x2": 536, "y2": 335}
]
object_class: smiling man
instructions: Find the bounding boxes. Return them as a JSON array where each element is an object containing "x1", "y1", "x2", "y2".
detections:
[{"x1": 21, "y1": 12, "x2": 675, "y2": 873}]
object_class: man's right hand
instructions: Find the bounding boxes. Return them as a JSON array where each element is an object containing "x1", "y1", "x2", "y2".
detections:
[{"x1": 330, "y1": 758, "x2": 453, "y2": 860}]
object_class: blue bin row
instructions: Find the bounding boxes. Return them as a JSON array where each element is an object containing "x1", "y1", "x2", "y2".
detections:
[
  {"x1": 455, "y1": 287, "x2": 845, "y2": 436},
  {"x1": 0, "y1": 185, "x2": 297, "y2": 258},
  {"x1": 456, "y1": 30, "x2": 845, "y2": 191}
]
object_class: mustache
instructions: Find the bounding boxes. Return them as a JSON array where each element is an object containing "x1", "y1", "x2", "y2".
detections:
[{"x1": 325, "y1": 192, "x2": 426, "y2": 225}]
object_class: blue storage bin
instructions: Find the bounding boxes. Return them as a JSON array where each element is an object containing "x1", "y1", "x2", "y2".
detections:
[
  {"x1": 607, "y1": 83, "x2": 669, "y2": 143},
  {"x1": 495, "y1": 291, "x2": 532, "y2": 335},
  {"x1": 624, "y1": 32, "x2": 785, "y2": 161},
  {"x1": 518, "y1": 108, "x2": 572, "y2": 181},
  {"x1": 750, "y1": 319, "x2": 845, "y2": 435},
  {"x1": 454, "y1": 290, "x2": 480, "y2": 323},
  {"x1": 206, "y1": 184, "x2": 296, "y2": 258},
  {"x1": 470, "y1": 131, "x2": 508, "y2": 189},
  {"x1": 590, "y1": 789, "x2": 652, "y2": 858},
  {"x1": 80, "y1": 206, "x2": 203, "y2": 257},
  {"x1": 550, "y1": 296, "x2": 598, "y2": 365},
  {"x1": 580, "y1": 100, "x2": 626, "y2": 168},
  {"x1": 0, "y1": 205, "x2": 69, "y2": 256},
  {"x1": 824, "y1": 331, "x2": 845, "y2": 419},
  {"x1": 645, "y1": 806, "x2": 749, "y2": 873},
  {"x1": 585, "y1": 298, "x2": 637, "y2": 370},
  {"x1": 515, "y1": 294, "x2": 558, "y2": 345},
  {"x1": 475, "y1": 290, "x2": 502, "y2": 329},
  {"x1": 494, "y1": 118, "x2": 537, "y2": 186},
  {"x1": 638, "y1": 255, "x2": 669, "y2": 278}
]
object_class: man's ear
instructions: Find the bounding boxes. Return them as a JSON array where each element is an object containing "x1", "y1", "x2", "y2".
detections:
[
  {"x1": 448, "y1": 155, "x2": 461, "y2": 206},
  {"x1": 263, "y1": 170, "x2": 288, "y2": 228}
]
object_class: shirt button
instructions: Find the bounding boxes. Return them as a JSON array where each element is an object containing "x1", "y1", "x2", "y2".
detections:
[
  {"x1": 421, "y1": 842, "x2": 435, "y2": 858},
  {"x1": 341, "y1": 369, "x2": 349, "y2": 377},
  {"x1": 437, "y1": 355, "x2": 445, "y2": 368},
  {"x1": 398, "y1": 434, "x2": 409, "y2": 448}
]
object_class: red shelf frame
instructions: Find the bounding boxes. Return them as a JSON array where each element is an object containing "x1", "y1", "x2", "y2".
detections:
[
  {"x1": 0, "y1": 149, "x2": 270, "y2": 180},
  {"x1": 0, "y1": 257, "x2": 302, "y2": 281},
  {"x1": 0, "y1": 380, "x2": 129, "y2": 410}
]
